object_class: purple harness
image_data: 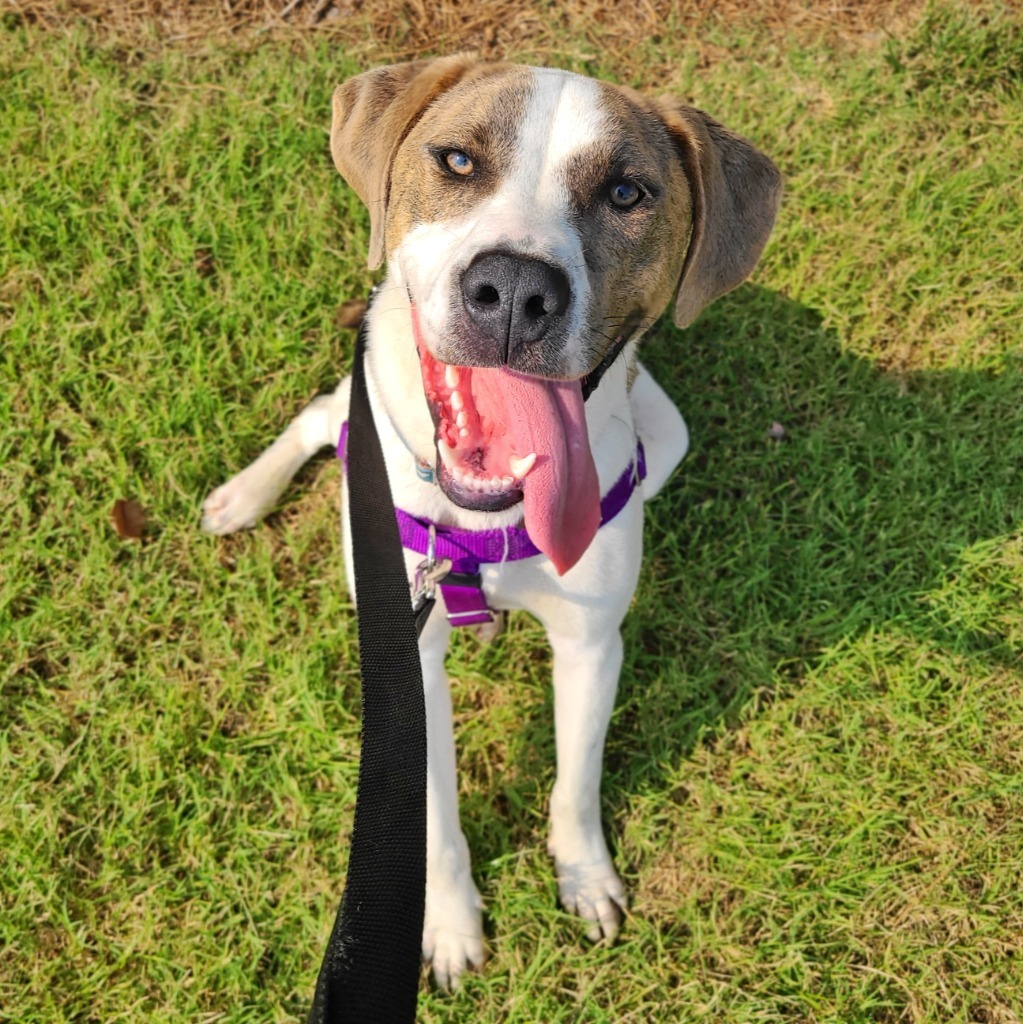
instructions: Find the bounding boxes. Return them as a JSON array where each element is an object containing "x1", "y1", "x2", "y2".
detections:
[{"x1": 338, "y1": 422, "x2": 646, "y2": 627}]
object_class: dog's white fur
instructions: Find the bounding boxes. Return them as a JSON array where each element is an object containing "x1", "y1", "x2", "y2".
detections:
[{"x1": 202, "y1": 60, "x2": 779, "y2": 989}]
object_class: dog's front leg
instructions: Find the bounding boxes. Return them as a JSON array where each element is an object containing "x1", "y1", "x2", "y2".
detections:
[
  {"x1": 532, "y1": 505, "x2": 642, "y2": 942},
  {"x1": 202, "y1": 378, "x2": 350, "y2": 535},
  {"x1": 417, "y1": 608, "x2": 485, "y2": 989},
  {"x1": 545, "y1": 622, "x2": 629, "y2": 942}
]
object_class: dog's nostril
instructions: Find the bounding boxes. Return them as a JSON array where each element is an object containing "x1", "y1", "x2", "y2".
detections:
[
  {"x1": 524, "y1": 294, "x2": 547, "y2": 320},
  {"x1": 475, "y1": 284, "x2": 500, "y2": 306}
]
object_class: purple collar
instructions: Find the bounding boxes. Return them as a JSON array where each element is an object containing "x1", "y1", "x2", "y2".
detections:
[{"x1": 338, "y1": 422, "x2": 645, "y2": 627}]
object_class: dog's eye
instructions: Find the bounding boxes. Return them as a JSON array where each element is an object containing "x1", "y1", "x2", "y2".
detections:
[
  {"x1": 442, "y1": 150, "x2": 475, "y2": 177},
  {"x1": 608, "y1": 180, "x2": 644, "y2": 209}
]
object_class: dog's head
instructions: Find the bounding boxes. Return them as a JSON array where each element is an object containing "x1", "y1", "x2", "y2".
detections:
[{"x1": 331, "y1": 57, "x2": 781, "y2": 572}]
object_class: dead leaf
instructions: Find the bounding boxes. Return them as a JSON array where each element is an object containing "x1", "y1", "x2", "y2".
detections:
[
  {"x1": 111, "y1": 499, "x2": 146, "y2": 541},
  {"x1": 335, "y1": 298, "x2": 368, "y2": 329}
]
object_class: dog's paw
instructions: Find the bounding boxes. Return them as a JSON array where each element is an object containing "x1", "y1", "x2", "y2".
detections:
[
  {"x1": 551, "y1": 850, "x2": 627, "y2": 943},
  {"x1": 422, "y1": 874, "x2": 485, "y2": 990},
  {"x1": 201, "y1": 469, "x2": 278, "y2": 535}
]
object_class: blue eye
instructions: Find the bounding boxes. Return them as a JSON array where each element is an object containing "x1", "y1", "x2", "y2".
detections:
[
  {"x1": 443, "y1": 150, "x2": 474, "y2": 176},
  {"x1": 609, "y1": 180, "x2": 643, "y2": 208}
]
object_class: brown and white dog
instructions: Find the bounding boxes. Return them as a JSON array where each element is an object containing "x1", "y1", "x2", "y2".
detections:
[{"x1": 202, "y1": 57, "x2": 781, "y2": 988}]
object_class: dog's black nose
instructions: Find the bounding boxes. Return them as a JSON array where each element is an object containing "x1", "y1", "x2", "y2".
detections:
[{"x1": 461, "y1": 252, "x2": 571, "y2": 361}]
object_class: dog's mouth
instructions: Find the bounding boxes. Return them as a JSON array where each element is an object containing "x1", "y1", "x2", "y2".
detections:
[{"x1": 412, "y1": 306, "x2": 601, "y2": 575}]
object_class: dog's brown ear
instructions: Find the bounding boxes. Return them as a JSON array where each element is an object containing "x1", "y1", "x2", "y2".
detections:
[
  {"x1": 656, "y1": 102, "x2": 782, "y2": 328},
  {"x1": 331, "y1": 56, "x2": 482, "y2": 270}
]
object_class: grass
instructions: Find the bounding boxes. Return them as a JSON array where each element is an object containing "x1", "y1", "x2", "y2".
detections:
[{"x1": 2, "y1": 5, "x2": 1022, "y2": 1022}]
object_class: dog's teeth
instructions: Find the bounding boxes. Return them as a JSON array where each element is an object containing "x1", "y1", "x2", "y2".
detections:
[
  {"x1": 456, "y1": 411, "x2": 467, "y2": 428},
  {"x1": 490, "y1": 476, "x2": 502, "y2": 490},
  {"x1": 437, "y1": 438, "x2": 459, "y2": 470},
  {"x1": 459, "y1": 428, "x2": 469, "y2": 437},
  {"x1": 445, "y1": 364, "x2": 460, "y2": 389},
  {"x1": 502, "y1": 475, "x2": 514, "y2": 487},
  {"x1": 451, "y1": 390, "x2": 464, "y2": 411},
  {"x1": 509, "y1": 452, "x2": 537, "y2": 478},
  {"x1": 452, "y1": 466, "x2": 465, "y2": 484}
]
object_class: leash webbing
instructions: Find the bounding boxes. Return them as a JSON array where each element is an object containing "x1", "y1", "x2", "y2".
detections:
[
  {"x1": 307, "y1": 298, "x2": 640, "y2": 1021},
  {"x1": 308, "y1": 313, "x2": 427, "y2": 1024}
]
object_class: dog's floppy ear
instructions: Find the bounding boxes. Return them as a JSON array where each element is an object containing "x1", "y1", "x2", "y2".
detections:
[
  {"x1": 656, "y1": 102, "x2": 783, "y2": 328},
  {"x1": 331, "y1": 56, "x2": 481, "y2": 270}
]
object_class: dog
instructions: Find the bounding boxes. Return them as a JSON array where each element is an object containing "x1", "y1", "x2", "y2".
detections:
[{"x1": 202, "y1": 56, "x2": 781, "y2": 989}]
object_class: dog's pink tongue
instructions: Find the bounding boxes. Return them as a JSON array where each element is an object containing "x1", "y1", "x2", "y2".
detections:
[{"x1": 471, "y1": 369, "x2": 600, "y2": 575}]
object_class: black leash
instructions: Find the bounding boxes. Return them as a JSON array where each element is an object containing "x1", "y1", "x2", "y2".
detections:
[
  {"x1": 307, "y1": 299, "x2": 639, "y2": 1023},
  {"x1": 308, "y1": 312, "x2": 429, "y2": 1024}
]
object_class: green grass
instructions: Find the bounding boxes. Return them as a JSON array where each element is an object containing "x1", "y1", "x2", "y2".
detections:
[{"x1": 2, "y1": 6, "x2": 1022, "y2": 1022}]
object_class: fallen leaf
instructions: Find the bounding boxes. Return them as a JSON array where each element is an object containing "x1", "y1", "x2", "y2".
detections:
[
  {"x1": 111, "y1": 499, "x2": 146, "y2": 540},
  {"x1": 335, "y1": 298, "x2": 368, "y2": 329}
]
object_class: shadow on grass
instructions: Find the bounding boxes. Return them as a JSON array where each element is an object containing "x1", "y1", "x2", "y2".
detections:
[
  {"x1": 613, "y1": 282, "x2": 1021, "y2": 782},
  {"x1": 454, "y1": 282, "x2": 1021, "y2": 867}
]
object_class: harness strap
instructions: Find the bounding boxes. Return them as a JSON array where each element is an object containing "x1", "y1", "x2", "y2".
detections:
[
  {"x1": 338, "y1": 422, "x2": 646, "y2": 628},
  {"x1": 438, "y1": 571, "x2": 494, "y2": 627}
]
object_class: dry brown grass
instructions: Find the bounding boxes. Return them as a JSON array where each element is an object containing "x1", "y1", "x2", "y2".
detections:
[{"x1": 10, "y1": 0, "x2": 943, "y2": 70}]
